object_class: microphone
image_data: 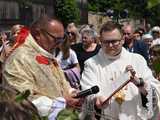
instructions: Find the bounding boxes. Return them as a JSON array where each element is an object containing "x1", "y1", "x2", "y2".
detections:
[{"x1": 74, "y1": 85, "x2": 99, "y2": 98}]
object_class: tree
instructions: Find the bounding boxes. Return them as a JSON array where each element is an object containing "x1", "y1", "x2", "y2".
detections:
[
  {"x1": 148, "y1": 0, "x2": 160, "y2": 8},
  {"x1": 55, "y1": 0, "x2": 80, "y2": 27}
]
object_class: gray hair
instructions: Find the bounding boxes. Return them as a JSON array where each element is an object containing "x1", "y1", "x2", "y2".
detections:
[{"x1": 81, "y1": 28, "x2": 97, "y2": 39}]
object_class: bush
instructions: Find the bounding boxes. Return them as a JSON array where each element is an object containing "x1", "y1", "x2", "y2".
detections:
[{"x1": 55, "y1": 0, "x2": 80, "y2": 27}]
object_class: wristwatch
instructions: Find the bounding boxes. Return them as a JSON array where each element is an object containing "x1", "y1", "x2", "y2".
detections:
[{"x1": 136, "y1": 78, "x2": 145, "y2": 87}]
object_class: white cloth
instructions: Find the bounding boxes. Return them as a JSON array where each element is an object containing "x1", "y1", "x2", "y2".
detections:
[
  {"x1": 32, "y1": 96, "x2": 66, "y2": 119},
  {"x1": 56, "y1": 49, "x2": 78, "y2": 69},
  {"x1": 152, "y1": 38, "x2": 160, "y2": 46},
  {"x1": 48, "y1": 97, "x2": 66, "y2": 120},
  {"x1": 32, "y1": 96, "x2": 53, "y2": 116},
  {"x1": 81, "y1": 48, "x2": 160, "y2": 120},
  {"x1": 142, "y1": 34, "x2": 153, "y2": 40}
]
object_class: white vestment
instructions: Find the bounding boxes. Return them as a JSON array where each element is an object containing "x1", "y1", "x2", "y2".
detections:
[{"x1": 81, "y1": 48, "x2": 160, "y2": 120}]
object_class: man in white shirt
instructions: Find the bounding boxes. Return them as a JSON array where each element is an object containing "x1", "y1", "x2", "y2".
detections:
[{"x1": 81, "y1": 21, "x2": 160, "y2": 120}]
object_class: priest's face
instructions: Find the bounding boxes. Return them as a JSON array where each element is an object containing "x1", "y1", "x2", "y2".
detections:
[
  {"x1": 100, "y1": 28, "x2": 124, "y2": 56},
  {"x1": 39, "y1": 20, "x2": 64, "y2": 53}
]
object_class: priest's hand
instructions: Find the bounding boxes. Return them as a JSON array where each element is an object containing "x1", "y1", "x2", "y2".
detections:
[
  {"x1": 125, "y1": 65, "x2": 147, "y2": 95},
  {"x1": 64, "y1": 88, "x2": 84, "y2": 108},
  {"x1": 95, "y1": 96, "x2": 109, "y2": 109}
]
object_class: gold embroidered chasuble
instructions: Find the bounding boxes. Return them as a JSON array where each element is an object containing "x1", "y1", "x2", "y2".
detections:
[{"x1": 3, "y1": 34, "x2": 70, "y2": 100}]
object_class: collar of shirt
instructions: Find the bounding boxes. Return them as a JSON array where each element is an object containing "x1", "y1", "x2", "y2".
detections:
[{"x1": 25, "y1": 34, "x2": 55, "y2": 60}]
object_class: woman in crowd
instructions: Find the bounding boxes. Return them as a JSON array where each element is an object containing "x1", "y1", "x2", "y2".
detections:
[
  {"x1": 72, "y1": 28, "x2": 101, "y2": 73},
  {"x1": 66, "y1": 22, "x2": 80, "y2": 45},
  {"x1": 0, "y1": 24, "x2": 24, "y2": 62},
  {"x1": 55, "y1": 35, "x2": 80, "y2": 89}
]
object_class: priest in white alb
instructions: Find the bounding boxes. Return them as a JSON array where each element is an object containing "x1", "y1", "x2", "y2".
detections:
[{"x1": 80, "y1": 21, "x2": 160, "y2": 120}]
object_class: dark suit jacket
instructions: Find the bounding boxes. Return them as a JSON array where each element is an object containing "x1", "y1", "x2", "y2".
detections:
[{"x1": 124, "y1": 40, "x2": 149, "y2": 62}]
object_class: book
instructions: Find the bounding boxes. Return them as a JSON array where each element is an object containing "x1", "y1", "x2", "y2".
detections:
[{"x1": 102, "y1": 71, "x2": 131, "y2": 106}]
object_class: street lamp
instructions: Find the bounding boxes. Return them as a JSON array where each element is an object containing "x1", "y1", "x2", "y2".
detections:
[
  {"x1": 106, "y1": 9, "x2": 114, "y2": 18},
  {"x1": 77, "y1": 0, "x2": 88, "y2": 24},
  {"x1": 120, "y1": 9, "x2": 128, "y2": 19},
  {"x1": 106, "y1": 9, "x2": 128, "y2": 23}
]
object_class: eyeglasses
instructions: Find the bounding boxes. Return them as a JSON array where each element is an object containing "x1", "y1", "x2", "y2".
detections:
[
  {"x1": 66, "y1": 32, "x2": 75, "y2": 36},
  {"x1": 82, "y1": 36, "x2": 89, "y2": 40},
  {"x1": 41, "y1": 29, "x2": 64, "y2": 44},
  {"x1": 101, "y1": 39, "x2": 121, "y2": 46},
  {"x1": 123, "y1": 32, "x2": 131, "y2": 36},
  {"x1": 152, "y1": 31, "x2": 160, "y2": 34}
]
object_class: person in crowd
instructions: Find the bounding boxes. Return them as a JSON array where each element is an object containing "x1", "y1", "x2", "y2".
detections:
[
  {"x1": 145, "y1": 32, "x2": 160, "y2": 82},
  {"x1": 0, "y1": 31, "x2": 11, "y2": 62},
  {"x1": 142, "y1": 33, "x2": 154, "y2": 67},
  {"x1": 133, "y1": 29, "x2": 142, "y2": 41},
  {"x1": 0, "y1": 24, "x2": 24, "y2": 62},
  {"x1": 2, "y1": 15, "x2": 83, "y2": 117},
  {"x1": 0, "y1": 32, "x2": 10, "y2": 82},
  {"x1": 79, "y1": 24, "x2": 100, "y2": 44},
  {"x1": 72, "y1": 28, "x2": 101, "y2": 73},
  {"x1": 137, "y1": 27, "x2": 145, "y2": 36},
  {"x1": 10, "y1": 24, "x2": 24, "y2": 43},
  {"x1": 80, "y1": 21, "x2": 160, "y2": 120},
  {"x1": 55, "y1": 35, "x2": 80, "y2": 89},
  {"x1": 122, "y1": 24, "x2": 149, "y2": 62},
  {"x1": 151, "y1": 26, "x2": 160, "y2": 46},
  {"x1": 142, "y1": 34, "x2": 153, "y2": 48},
  {"x1": 0, "y1": 25, "x2": 24, "y2": 83},
  {"x1": 66, "y1": 22, "x2": 80, "y2": 45}
]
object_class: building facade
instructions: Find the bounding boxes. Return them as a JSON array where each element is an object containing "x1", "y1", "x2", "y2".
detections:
[{"x1": 0, "y1": 0, "x2": 55, "y2": 30}]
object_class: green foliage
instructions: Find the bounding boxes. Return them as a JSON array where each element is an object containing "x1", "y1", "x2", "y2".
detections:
[
  {"x1": 88, "y1": 0, "x2": 99, "y2": 12},
  {"x1": 152, "y1": 56, "x2": 160, "y2": 74},
  {"x1": 41, "y1": 116, "x2": 48, "y2": 120},
  {"x1": 55, "y1": 0, "x2": 80, "y2": 27},
  {"x1": 153, "y1": 60, "x2": 160, "y2": 74},
  {"x1": 146, "y1": 5, "x2": 160, "y2": 25},
  {"x1": 56, "y1": 108, "x2": 79, "y2": 120},
  {"x1": 16, "y1": 0, "x2": 32, "y2": 6},
  {"x1": 148, "y1": 0, "x2": 160, "y2": 8},
  {"x1": 15, "y1": 90, "x2": 30, "y2": 103}
]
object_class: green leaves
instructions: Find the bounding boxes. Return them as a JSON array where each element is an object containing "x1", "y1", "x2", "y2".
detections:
[
  {"x1": 147, "y1": 0, "x2": 160, "y2": 8},
  {"x1": 55, "y1": 0, "x2": 80, "y2": 27},
  {"x1": 15, "y1": 89, "x2": 30, "y2": 103},
  {"x1": 152, "y1": 56, "x2": 160, "y2": 74},
  {"x1": 41, "y1": 116, "x2": 49, "y2": 120},
  {"x1": 56, "y1": 108, "x2": 79, "y2": 120}
]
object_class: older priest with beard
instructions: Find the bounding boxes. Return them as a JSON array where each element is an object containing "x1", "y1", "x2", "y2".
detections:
[{"x1": 80, "y1": 21, "x2": 160, "y2": 120}]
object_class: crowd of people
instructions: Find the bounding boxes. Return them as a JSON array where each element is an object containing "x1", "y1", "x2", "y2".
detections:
[{"x1": 0, "y1": 15, "x2": 160, "y2": 120}]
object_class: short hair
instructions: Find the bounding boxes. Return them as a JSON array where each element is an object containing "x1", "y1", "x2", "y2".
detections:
[
  {"x1": 30, "y1": 15, "x2": 62, "y2": 35},
  {"x1": 81, "y1": 28, "x2": 97, "y2": 39},
  {"x1": 100, "y1": 21, "x2": 122, "y2": 35},
  {"x1": 122, "y1": 24, "x2": 134, "y2": 33}
]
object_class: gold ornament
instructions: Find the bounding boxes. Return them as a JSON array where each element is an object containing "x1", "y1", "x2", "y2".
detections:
[{"x1": 114, "y1": 89, "x2": 125, "y2": 105}]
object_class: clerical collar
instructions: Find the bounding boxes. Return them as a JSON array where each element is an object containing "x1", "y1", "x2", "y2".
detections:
[{"x1": 102, "y1": 49, "x2": 122, "y2": 60}]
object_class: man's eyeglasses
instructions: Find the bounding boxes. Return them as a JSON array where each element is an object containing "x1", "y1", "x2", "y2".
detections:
[
  {"x1": 41, "y1": 30, "x2": 64, "y2": 44},
  {"x1": 101, "y1": 39, "x2": 121, "y2": 46}
]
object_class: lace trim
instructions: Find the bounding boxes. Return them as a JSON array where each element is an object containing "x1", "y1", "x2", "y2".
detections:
[{"x1": 137, "y1": 83, "x2": 154, "y2": 119}]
